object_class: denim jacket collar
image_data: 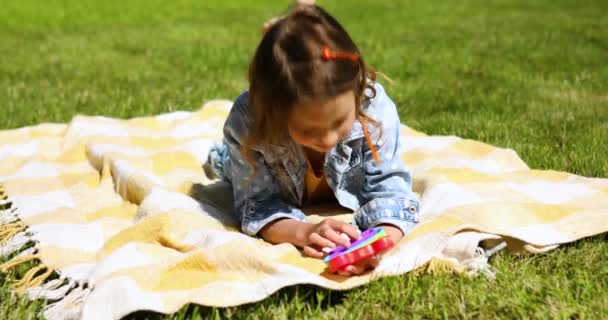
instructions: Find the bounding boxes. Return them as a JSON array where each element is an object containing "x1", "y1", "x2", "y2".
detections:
[{"x1": 259, "y1": 119, "x2": 367, "y2": 208}]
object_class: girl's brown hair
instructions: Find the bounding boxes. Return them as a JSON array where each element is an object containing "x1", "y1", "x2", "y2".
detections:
[{"x1": 244, "y1": 5, "x2": 378, "y2": 163}]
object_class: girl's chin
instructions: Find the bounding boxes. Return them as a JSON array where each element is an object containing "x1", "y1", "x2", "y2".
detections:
[
  {"x1": 309, "y1": 145, "x2": 334, "y2": 153},
  {"x1": 296, "y1": 141, "x2": 335, "y2": 153}
]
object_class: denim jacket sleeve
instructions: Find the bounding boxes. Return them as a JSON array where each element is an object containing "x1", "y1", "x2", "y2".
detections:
[
  {"x1": 223, "y1": 93, "x2": 307, "y2": 236},
  {"x1": 353, "y1": 84, "x2": 420, "y2": 236}
]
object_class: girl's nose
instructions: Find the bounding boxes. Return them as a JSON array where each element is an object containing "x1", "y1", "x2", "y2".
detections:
[{"x1": 318, "y1": 131, "x2": 339, "y2": 150}]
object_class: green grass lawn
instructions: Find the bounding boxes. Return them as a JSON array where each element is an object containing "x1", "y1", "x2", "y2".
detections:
[{"x1": 1, "y1": 0, "x2": 607, "y2": 318}]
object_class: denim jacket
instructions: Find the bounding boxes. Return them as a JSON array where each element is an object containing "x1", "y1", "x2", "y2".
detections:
[{"x1": 208, "y1": 82, "x2": 420, "y2": 237}]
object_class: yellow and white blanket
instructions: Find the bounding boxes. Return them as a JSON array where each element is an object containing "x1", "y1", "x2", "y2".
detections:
[{"x1": 1, "y1": 100, "x2": 606, "y2": 320}]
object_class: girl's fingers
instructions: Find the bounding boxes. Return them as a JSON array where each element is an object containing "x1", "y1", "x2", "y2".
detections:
[
  {"x1": 344, "y1": 265, "x2": 364, "y2": 274},
  {"x1": 302, "y1": 246, "x2": 324, "y2": 258},
  {"x1": 338, "y1": 223, "x2": 361, "y2": 240},
  {"x1": 354, "y1": 257, "x2": 379, "y2": 273},
  {"x1": 323, "y1": 219, "x2": 359, "y2": 242},
  {"x1": 369, "y1": 255, "x2": 381, "y2": 268},
  {"x1": 322, "y1": 228, "x2": 351, "y2": 247},
  {"x1": 334, "y1": 256, "x2": 380, "y2": 275},
  {"x1": 309, "y1": 233, "x2": 336, "y2": 249},
  {"x1": 337, "y1": 269, "x2": 352, "y2": 276}
]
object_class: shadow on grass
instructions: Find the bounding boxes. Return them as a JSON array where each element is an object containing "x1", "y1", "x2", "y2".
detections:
[{"x1": 123, "y1": 284, "x2": 348, "y2": 320}]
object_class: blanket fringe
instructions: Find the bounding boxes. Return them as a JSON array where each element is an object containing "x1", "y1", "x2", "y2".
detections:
[
  {"x1": 0, "y1": 185, "x2": 23, "y2": 245},
  {"x1": 0, "y1": 222, "x2": 25, "y2": 244},
  {"x1": 12, "y1": 264, "x2": 46, "y2": 288},
  {"x1": 416, "y1": 257, "x2": 462, "y2": 276},
  {"x1": 462, "y1": 242, "x2": 507, "y2": 280},
  {"x1": 415, "y1": 241, "x2": 508, "y2": 279},
  {"x1": 44, "y1": 285, "x2": 90, "y2": 320},
  {"x1": 0, "y1": 253, "x2": 40, "y2": 272},
  {"x1": 0, "y1": 208, "x2": 19, "y2": 225},
  {"x1": 0, "y1": 251, "x2": 57, "y2": 293},
  {"x1": 0, "y1": 231, "x2": 32, "y2": 256},
  {"x1": 15, "y1": 246, "x2": 37, "y2": 258},
  {"x1": 0, "y1": 185, "x2": 75, "y2": 316},
  {"x1": 12, "y1": 263, "x2": 54, "y2": 293},
  {"x1": 0, "y1": 183, "x2": 17, "y2": 221},
  {"x1": 0, "y1": 198, "x2": 11, "y2": 207},
  {"x1": 27, "y1": 279, "x2": 76, "y2": 301},
  {"x1": 0, "y1": 185, "x2": 8, "y2": 202},
  {"x1": 0, "y1": 185, "x2": 70, "y2": 310}
]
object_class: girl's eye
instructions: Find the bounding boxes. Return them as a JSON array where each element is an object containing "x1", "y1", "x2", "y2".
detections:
[
  {"x1": 304, "y1": 130, "x2": 330, "y2": 138},
  {"x1": 332, "y1": 114, "x2": 349, "y2": 130},
  {"x1": 333, "y1": 120, "x2": 345, "y2": 130},
  {"x1": 301, "y1": 129, "x2": 316, "y2": 137}
]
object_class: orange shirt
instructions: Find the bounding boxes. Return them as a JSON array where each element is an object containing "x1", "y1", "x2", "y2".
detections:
[{"x1": 303, "y1": 158, "x2": 335, "y2": 205}]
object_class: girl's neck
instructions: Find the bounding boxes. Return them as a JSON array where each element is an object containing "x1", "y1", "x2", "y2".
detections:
[
  {"x1": 303, "y1": 146, "x2": 325, "y2": 159},
  {"x1": 303, "y1": 147, "x2": 326, "y2": 175}
]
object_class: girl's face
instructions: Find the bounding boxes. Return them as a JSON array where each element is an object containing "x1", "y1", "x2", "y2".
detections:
[{"x1": 287, "y1": 90, "x2": 356, "y2": 153}]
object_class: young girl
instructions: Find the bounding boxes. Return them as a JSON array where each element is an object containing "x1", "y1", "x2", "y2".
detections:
[{"x1": 207, "y1": 5, "x2": 419, "y2": 276}]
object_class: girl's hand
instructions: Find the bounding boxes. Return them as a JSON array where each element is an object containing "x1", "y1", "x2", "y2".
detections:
[
  {"x1": 300, "y1": 218, "x2": 360, "y2": 258},
  {"x1": 334, "y1": 224, "x2": 404, "y2": 276}
]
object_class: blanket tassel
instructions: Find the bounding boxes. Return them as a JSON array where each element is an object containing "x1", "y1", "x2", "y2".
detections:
[
  {"x1": 0, "y1": 222, "x2": 25, "y2": 242},
  {"x1": 0, "y1": 253, "x2": 56, "y2": 293},
  {"x1": 12, "y1": 263, "x2": 54, "y2": 293},
  {"x1": 0, "y1": 198, "x2": 11, "y2": 207},
  {"x1": 0, "y1": 184, "x2": 18, "y2": 223},
  {"x1": 44, "y1": 285, "x2": 91, "y2": 320},
  {"x1": 0, "y1": 231, "x2": 32, "y2": 256},
  {"x1": 27, "y1": 279, "x2": 76, "y2": 301},
  {"x1": 462, "y1": 242, "x2": 508, "y2": 280},
  {"x1": 415, "y1": 241, "x2": 508, "y2": 278},
  {"x1": 0, "y1": 208, "x2": 18, "y2": 225},
  {"x1": 417, "y1": 257, "x2": 461, "y2": 276},
  {"x1": 0, "y1": 253, "x2": 40, "y2": 272}
]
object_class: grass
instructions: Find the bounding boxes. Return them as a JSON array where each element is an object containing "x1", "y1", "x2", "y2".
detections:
[{"x1": 1, "y1": 0, "x2": 607, "y2": 318}]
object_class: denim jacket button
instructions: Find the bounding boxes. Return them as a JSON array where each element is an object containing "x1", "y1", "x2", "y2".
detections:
[{"x1": 408, "y1": 206, "x2": 419, "y2": 222}]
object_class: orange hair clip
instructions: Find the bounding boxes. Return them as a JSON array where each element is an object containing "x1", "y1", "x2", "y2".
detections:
[
  {"x1": 322, "y1": 45, "x2": 359, "y2": 62},
  {"x1": 358, "y1": 116, "x2": 381, "y2": 165}
]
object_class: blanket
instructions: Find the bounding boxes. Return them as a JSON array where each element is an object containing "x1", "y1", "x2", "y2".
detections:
[{"x1": 1, "y1": 100, "x2": 606, "y2": 320}]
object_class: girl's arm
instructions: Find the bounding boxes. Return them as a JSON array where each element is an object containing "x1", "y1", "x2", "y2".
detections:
[
  {"x1": 222, "y1": 93, "x2": 307, "y2": 236},
  {"x1": 260, "y1": 219, "x2": 312, "y2": 248},
  {"x1": 260, "y1": 218, "x2": 359, "y2": 258},
  {"x1": 354, "y1": 84, "x2": 420, "y2": 238}
]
